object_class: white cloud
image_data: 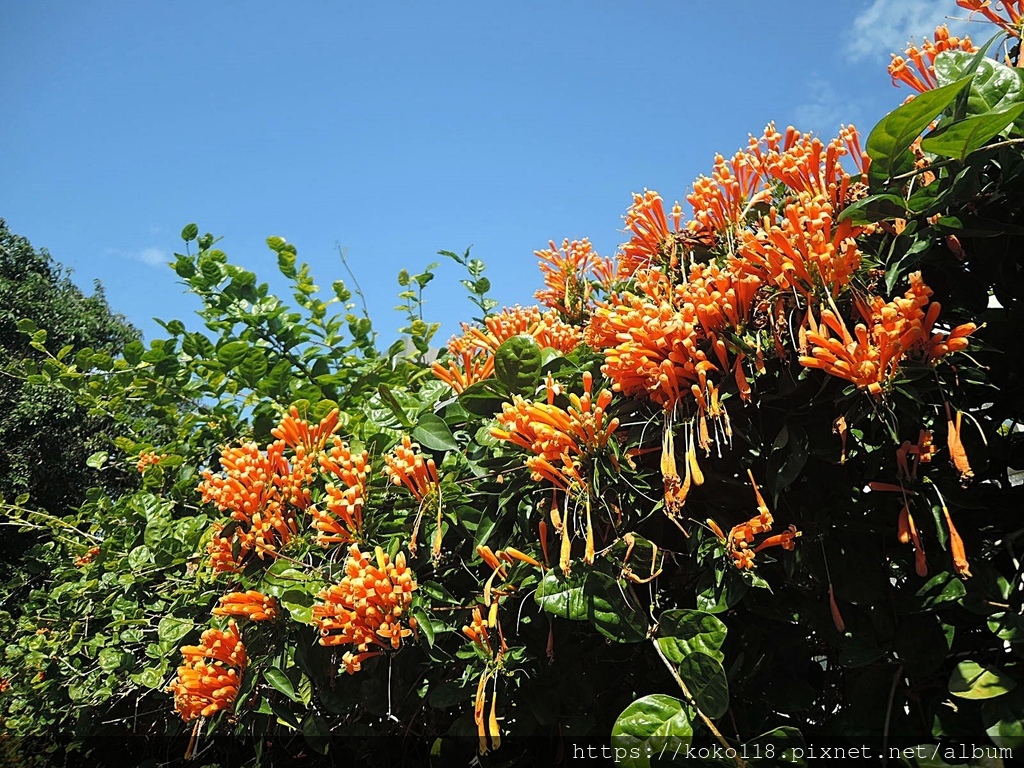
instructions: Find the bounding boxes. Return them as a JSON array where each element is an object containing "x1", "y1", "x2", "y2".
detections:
[
  {"x1": 107, "y1": 246, "x2": 168, "y2": 267},
  {"x1": 793, "y1": 77, "x2": 845, "y2": 135},
  {"x1": 845, "y1": 0, "x2": 973, "y2": 63},
  {"x1": 135, "y1": 247, "x2": 167, "y2": 267}
]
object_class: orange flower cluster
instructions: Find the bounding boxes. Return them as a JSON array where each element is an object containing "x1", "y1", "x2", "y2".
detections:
[
  {"x1": 889, "y1": 25, "x2": 979, "y2": 92},
  {"x1": 491, "y1": 372, "x2": 618, "y2": 492},
  {"x1": 74, "y1": 546, "x2": 100, "y2": 567},
  {"x1": 312, "y1": 545, "x2": 417, "y2": 674},
  {"x1": 200, "y1": 409, "x2": 343, "y2": 571},
  {"x1": 618, "y1": 190, "x2": 716, "y2": 278},
  {"x1": 748, "y1": 124, "x2": 870, "y2": 210},
  {"x1": 589, "y1": 270, "x2": 713, "y2": 411},
  {"x1": 200, "y1": 442, "x2": 297, "y2": 571},
  {"x1": 432, "y1": 305, "x2": 581, "y2": 393},
  {"x1": 463, "y1": 608, "x2": 504, "y2": 755},
  {"x1": 709, "y1": 470, "x2": 800, "y2": 570},
  {"x1": 313, "y1": 437, "x2": 370, "y2": 546},
  {"x1": 736, "y1": 193, "x2": 862, "y2": 300},
  {"x1": 136, "y1": 451, "x2": 167, "y2": 474},
  {"x1": 383, "y1": 435, "x2": 440, "y2": 502},
  {"x1": 212, "y1": 590, "x2": 278, "y2": 622},
  {"x1": 956, "y1": 1, "x2": 1023, "y2": 39},
  {"x1": 800, "y1": 272, "x2": 977, "y2": 395},
  {"x1": 535, "y1": 238, "x2": 615, "y2": 321},
  {"x1": 688, "y1": 150, "x2": 771, "y2": 236},
  {"x1": 169, "y1": 621, "x2": 247, "y2": 721}
]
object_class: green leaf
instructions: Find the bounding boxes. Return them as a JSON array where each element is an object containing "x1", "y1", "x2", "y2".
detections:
[
  {"x1": 457, "y1": 379, "x2": 509, "y2": 417},
  {"x1": 302, "y1": 713, "x2": 331, "y2": 755},
  {"x1": 493, "y1": 334, "x2": 543, "y2": 394},
  {"x1": 921, "y1": 103, "x2": 1024, "y2": 161},
  {"x1": 935, "y1": 50, "x2": 1024, "y2": 115},
  {"x1": 180, "y1": 223, "x2": 199, "y2": 242},
  {"x1": 157, "y1": 616, "x2": 193, "y2": 645},
  {"x1": 837, "y1": 193, "x2": 909, "y2": 225},
  {"x1": 610, "y1": 694, "x2": 692, "y2": 768},
  {"x1": 216, "y1": 340, "x2": 250, "y2": 371},
  {"x1": 266, "y1": 235, "x2": 288, "y2": 253},
  {"x1": 264, "y1": 667, "x2": 300, "y2": 702},
  {"x1": 867, "y1": 76, "x2": 973, "y2": 187},
  {"x1": 98, "y1": 648, "x2": 125, "y2": 673},
  {"x1": 535, "y1": 570, "x2": 588, "y2": 620},
  {"x1": 412, "y1": 413, "x2": 459, "y2": 452},
  {"x1": 86, "y1": 451, "x2": 108, "y2": 470},
  {"x1": 239, "y1": 347, "x2": 269, "y2": 388},
  {"x1": 949, "y1": 660, "x2": 1017, "y2": 700},
  {"x1": 677, "y1": 651, "x2": 729, "y2": 719},
  {"x1": 656, "y1": 609, "x2": 727, "y2": 664},
  {"x1": 377, "y1": 383, "x2": 415, "y2": 429},
  {"x1": 279, "y1": 588, "x2": 315, "y2": 624},
  {"x1": 583, "y1": 571, "x2": 648, "y2": 643},
  {"x1": 16, "y1": 318, "x2": 37, "y2": 335}
]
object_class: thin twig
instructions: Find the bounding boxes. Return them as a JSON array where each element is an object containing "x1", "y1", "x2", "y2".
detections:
[
  {"x1": 652, "y1": 638, "x2": 747, "y2": 768},
  {"x1": 880, "y1": 664, "x2": 904, "y2": 767}
]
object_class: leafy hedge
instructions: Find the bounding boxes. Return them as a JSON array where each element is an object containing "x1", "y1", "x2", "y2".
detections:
[{"x1": 2, "y1": 4, "x2": 1024, "y2": 766}]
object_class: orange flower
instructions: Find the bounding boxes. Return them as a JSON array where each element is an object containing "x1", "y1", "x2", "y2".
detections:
[
  {"x1": 799, "y1": 273, "x2": 975, "y2": 395},
  {"x1": 687, "y1": 149, "x2": 771, "y2": 235},
  {"x1": 956, "y1": 1, "x2": 1024, "y2": 39},
  {"x1": 491, "y1": 372, "x2": 618, "y2": 491},
  {"x1": 212, "y1": 590, "x2": 278, "y2": 622},
  {"x1": 312, "y1": 545, "x2": 418, "y2": 665},
  {"x1": 271, "y1": 406, "x2": 340, "y2": 454},
  {"x1": 431, "y1": 349, "x2": 495, "y2": 394},
  {"x1": 383, "y1": 435, "x2": 440, "y2": 502},
  {"x1": 946, "y1": 404, "x2": 975, "y2": 485},
  {"x1": 169, "y1": 621, "x2": 247, "y2": 721},
  {"x1": 737, "y1": 192, "x2": 862, "y2": 300},
  {"x1": 136, "y1": 451, "x2": 167, "y2": 474},
  {"x1": 889, "y1": 25, "x2": 980, "y2": 93},
  {"x1": 724, "y1": 471, "x2": 800, "y2": 570},
  {"x1": 199, "y1": 441, "x2": 299, "y2": 571},
  {"x1": 433, "y1": 306, "x2": 580, "y2": 392},
  {"x1": 828, "y1": 583, "x2": 847, "y2": 633},
  {"x1": 589, "y1": 270, "x2": 716, "y2": 411},
  {"x1": 746, "y1": 123, "x2": 871, "y2": 210},
  {"x1": 619, "y1": 190, "x2": 711, "y2": 278},
  {"x1": 313, "y1": 438, "x2": 370, "y2": 546},
  {"x1": 535, "y1": 238, "x2": 605, "y2": 321}
]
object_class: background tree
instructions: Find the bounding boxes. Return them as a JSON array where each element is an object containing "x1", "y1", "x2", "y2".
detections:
[{"x1": 0, "y1": 219, "x2": 140, "y2": 576}]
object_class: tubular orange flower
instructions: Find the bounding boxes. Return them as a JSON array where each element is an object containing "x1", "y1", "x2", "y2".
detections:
[
  {"x1": 136, "y1": 451, "x2": 167, "y2": 474},
  {"x1": 312, "y1": 545, "x2": 418, "y2": 666},
  {"x1": 889, "y1": 25, "x2": 980, "y2": 92},
  {"x1": 490, "y1": 372, "x2": 618, "y2": 491},
  {"x1": 946, "y1": 403, "x2": 975, "y2": 485},
  {"x1": 956, "y1": 0, "x2": 1024, "y2": 38},
  {"x1": 618, "y1": 190, "x2": 711, "y2": 278},
  {"x1": 828, "y1": 583, "x2": 847, "y2": 633},
  {"x1": 737, "y1": 192, "x2": 862, "y2": 300},
  {"x1": 271, "y1": 406, "x2": 341, "y2": 455},
  {"x1": 313, "y1": 438, "x2": 370, "y2": 546},
  {"x1": 169, "y1": 621, "x2": 247, "y2": 722},
  {"x1": 212, "y1": 590, "x2": 278, "y2": 622},
  {"x1": 383, "y1": 435, "x2": 440, "y2": 502},
  {"x1": 431, "y1": 349, "x2": 495, "y2": 394},
  {"x1": 535, "y1": 237, "x2": 603, "y2": 321},
  {"x1": 723, "y1": 471, "x2": 800, "y2": 569},
  {"x1": 199, "y1": 439, "x2": 300, "y2": 571},
  {"x1": 433, "y1": 306, "x2": 580, "y2": 392},
  {"x1": 687, "y1": 149, "x2": 771, "y2": 235}
]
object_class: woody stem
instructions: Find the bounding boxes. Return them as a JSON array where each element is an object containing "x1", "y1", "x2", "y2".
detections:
[{"x1": 652, "y1": 638, "x2": 748, "y2": 768}]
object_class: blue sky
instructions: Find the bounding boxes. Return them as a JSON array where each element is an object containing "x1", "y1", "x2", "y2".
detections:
[{"x1": 1, "y1": 0, "x2": 977, "y2": 346}]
